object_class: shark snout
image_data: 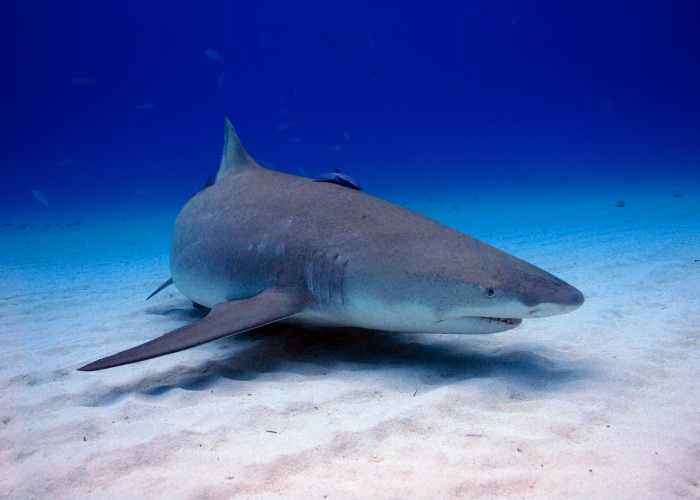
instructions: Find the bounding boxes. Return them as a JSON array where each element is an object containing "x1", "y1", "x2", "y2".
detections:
[{"x1": 522, "y1": 281, "x2": 585, "y2": 318}]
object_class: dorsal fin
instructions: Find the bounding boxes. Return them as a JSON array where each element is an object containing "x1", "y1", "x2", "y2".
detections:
[{"x1": 215, "y1": 117, "x2": 260, "y2": 182}]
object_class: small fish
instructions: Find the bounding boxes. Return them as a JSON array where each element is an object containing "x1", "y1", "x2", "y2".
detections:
[
  {"x1": 32, "y1": 190, "x2": 49, "y2": 205},
  {"x1": 71, "y1": 76, "x2": 95, "y2": 84},
  {"x1": 135, "y1": 102, "x2": 155, "y2": 110},
  {"x1": 315, "y1": 167, "x2": 361, "y2": 190},
  {"x1": 368, "y1": 35, "x2": 374, "y2": 50},
  {"x1": 277, "y1": 121, "x2": 295, "y2": 131},
  {"x1": 329, "y1": 144, "x2": 341, "y2": 152},
  {"x1": 132, "y1": 187, "x2": 149, "y2": 204},
  {"x1": 56, "y1": 158, "x2": 73, "y2": 167},
  {"x1": 344, "y1": 132, "x2": 350, "y2": 141},
  {"x1": 217, "y1": 72, "x2": 225, "y2": 88},
  {"x1": 205, "y1": 49, "x2": 224, "y2": 61}
]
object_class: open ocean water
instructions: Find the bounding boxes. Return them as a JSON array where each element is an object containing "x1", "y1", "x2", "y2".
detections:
[{"x1": 2, "y1": 1, "x2": 698, "y2": 210}]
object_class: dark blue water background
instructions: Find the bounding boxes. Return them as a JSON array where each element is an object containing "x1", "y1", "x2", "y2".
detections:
[{"x1": 2, "y1": 1, "x2": 699, "y2": 211}]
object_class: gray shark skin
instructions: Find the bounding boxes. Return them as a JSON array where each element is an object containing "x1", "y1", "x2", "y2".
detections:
[{"x1": 79, "y1": 118, "x2": 583, "y2": 371}]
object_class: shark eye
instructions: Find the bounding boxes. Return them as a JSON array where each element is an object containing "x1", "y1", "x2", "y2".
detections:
[{"x1": 484, "y1": 288, "x2": 495, "y2": 298}]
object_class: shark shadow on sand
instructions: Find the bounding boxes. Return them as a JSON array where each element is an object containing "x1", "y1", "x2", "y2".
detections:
[{"x1": 84, "y1": 320, "x2": 592, "y2": 407}]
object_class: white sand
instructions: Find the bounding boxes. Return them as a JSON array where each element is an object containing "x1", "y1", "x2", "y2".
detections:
[{"x1": 1, "y1": 185, "x2": 698, "y2": 498}]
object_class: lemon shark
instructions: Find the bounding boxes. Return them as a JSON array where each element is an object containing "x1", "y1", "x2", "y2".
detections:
[{"x1": 79, "y1": 118, "x2": 584, "y2": 371}]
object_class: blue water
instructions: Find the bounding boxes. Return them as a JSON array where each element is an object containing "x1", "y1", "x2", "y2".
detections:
[{"x1": 1, "y1": 0, "x2": 699, "y2": 211}]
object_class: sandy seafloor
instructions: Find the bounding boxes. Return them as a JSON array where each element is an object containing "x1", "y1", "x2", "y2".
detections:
[{"x1": 1, "y1": 180, "x2": 698, "y2": 498}]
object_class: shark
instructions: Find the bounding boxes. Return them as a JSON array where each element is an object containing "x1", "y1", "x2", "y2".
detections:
[{"x1": 79, "y1": 118, "x2": 584, "y2": 371}]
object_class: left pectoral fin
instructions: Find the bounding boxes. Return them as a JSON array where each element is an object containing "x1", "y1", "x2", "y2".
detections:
[{"x1": 78, "y1": 289, "x2": 306, "y2": 371}]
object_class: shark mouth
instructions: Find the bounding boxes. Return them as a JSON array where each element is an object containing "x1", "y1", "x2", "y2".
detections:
[{"x1": 482, "y1": 317, "x2": 522, "y2": 326}]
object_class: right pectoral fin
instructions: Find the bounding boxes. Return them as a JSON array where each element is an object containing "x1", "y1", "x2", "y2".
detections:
[{"x1": 78, "y1": 288, "x2": 305, "y2": 371}]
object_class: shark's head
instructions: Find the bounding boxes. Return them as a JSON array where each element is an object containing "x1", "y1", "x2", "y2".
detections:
[
  {"x1": 427, "y1": 252, "x2": 585, "y2": 335},
  {"x1": 345, "y1": 228, "x2": 584, "y2": 335}
]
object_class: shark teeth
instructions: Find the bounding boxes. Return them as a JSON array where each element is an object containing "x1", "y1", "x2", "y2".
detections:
[{"x1": 485, "y1": 317, "x2": 521, "y2": 325}]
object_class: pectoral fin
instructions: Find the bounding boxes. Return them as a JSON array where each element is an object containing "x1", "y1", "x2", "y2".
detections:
[
  {"x1": 79, "y1": 289, "x2": 305, "y2": 371},
  {"x1": 146, "y1": 277, "x2": 174, "y2": 300}
]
